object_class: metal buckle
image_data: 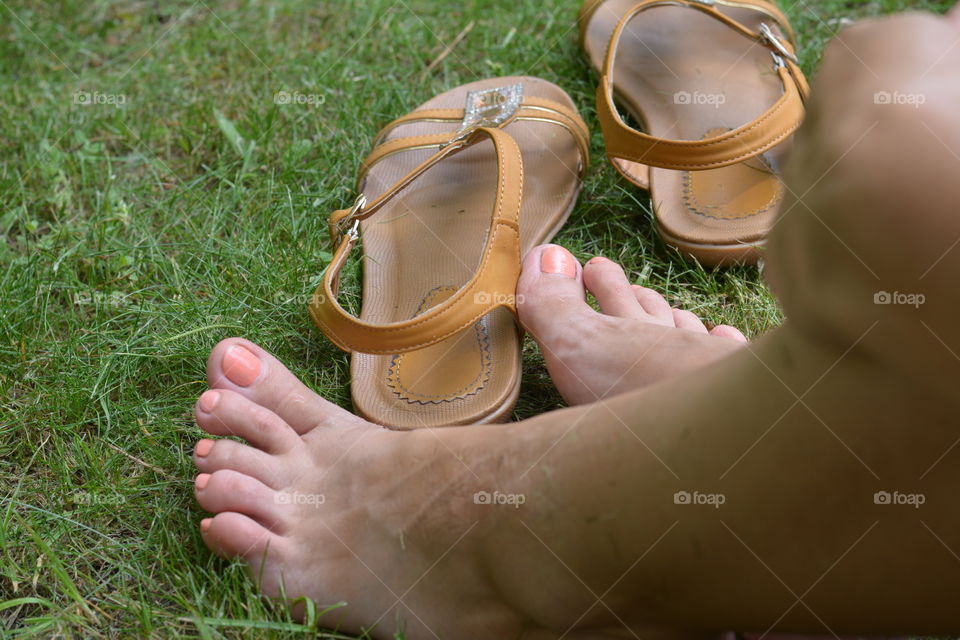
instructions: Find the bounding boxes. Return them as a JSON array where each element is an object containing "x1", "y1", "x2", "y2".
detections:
[
  {"x1": 347, "y1": 218, "x2": 360, "y2": 242},
  {"x1": 441, "y1": 121, "x2": 484, "y2": 150},
  {"x1": 441, "y1": 83, "x2": 524, "y2": 150},
  {"x1": 337, "y1": 194, "x2": 366, "y2": 240},
  {"x1": 759, "y1": 23, "x2": 799, "y2": 65}
]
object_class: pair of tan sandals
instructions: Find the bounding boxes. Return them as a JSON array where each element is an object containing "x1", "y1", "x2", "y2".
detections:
[{"x1": 309, "y1": 0, "x2": 809, "y2": 428}]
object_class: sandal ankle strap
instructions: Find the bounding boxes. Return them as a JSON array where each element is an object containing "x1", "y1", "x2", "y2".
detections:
[
  {"x1": 579, "y1": 0, "x2": 798, "y2": 47},
  {"x1": 592, "y1": 0, "x2": 809, "y2": 174},
  {"x1": 309, "y1": 124, "x2": 524, "y2": 355}
]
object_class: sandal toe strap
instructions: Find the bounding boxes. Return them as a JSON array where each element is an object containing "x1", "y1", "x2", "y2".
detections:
[{"x1": 358, "y1": 96, "x2": 591, "y2": 187}]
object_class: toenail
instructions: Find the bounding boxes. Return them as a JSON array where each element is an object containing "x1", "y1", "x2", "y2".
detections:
[
  {"x1": 223, "y1": 345, "x2": 261, "y2": 387},
  {"x1": 540, "y1": 246, "x2": 576, "y2": 278},
  {"x1": 198, "y1": 390, "x2": 220, "y2": 413},
  {"x1": 200, "y1": 518, "x2": 212, "y2": 533},
  {"x1": 195, "y1": 473, "x2": 210, "y2": 490},
  {"x1": 588, "y1": 256, "x2": 609, "y2": 265},
  {"x1": 195, "y1": 439, "x2": 214, "y2": 457}
]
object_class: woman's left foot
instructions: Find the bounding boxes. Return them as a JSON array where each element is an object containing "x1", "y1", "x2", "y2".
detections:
[
  {"x1": 193, "y1": 339, "x2": 736, "y2": 640},
  {"x1": 190, "y1": 243, "x2": 753, "y2": 637},
  {"x1": 193, "y1": 339, "x2": 529, "y2": 638}
]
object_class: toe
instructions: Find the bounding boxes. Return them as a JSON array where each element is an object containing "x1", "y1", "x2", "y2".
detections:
[
  {"x1": 195, "y1": 389, "x2": 300, "y2": 455},
  {"x1": 671, "y1": 309, "x2": 709, "y2": 334},
  {"x1": 516, "y1": 245, "x2": 597, "y2": 344},
  {"x1": 201, "y1": 511, "x2": 285, "y2": 562},
  {"x1": 195, "y1": 469, "x2": 285, "y2": 532},
  {"x1": 710, "y1": 324, "x2": 749, "y2": 343},
  {"x1": 582, "y1": 257, "x2": 646, "y2": 319},
  {"x1": 194, "y1": 438, "x2": 289, "y2": 490},
  {"x1": 206, "y1": 338, "x2": 369, "y2": 435},
  {"x1": 631, "y1": 286, "x2": 675, "y2": 327}
]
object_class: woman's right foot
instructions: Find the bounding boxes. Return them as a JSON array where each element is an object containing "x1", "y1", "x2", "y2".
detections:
[{"x1": 517, "y1": 244, "x2": 748, "y2": 405}]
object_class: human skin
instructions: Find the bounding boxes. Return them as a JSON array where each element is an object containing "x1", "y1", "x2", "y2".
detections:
[{"x1": 191, "y1": 7, "x2": 960, "y2": 638}]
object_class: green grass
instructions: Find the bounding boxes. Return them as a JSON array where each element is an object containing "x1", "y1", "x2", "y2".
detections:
[{"x1": 0, "y1": 0, "x2": 954, "y2": 636}]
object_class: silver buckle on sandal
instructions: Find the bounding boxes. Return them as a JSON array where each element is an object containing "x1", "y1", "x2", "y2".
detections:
[
  {"x1": 336, "y1": 194, "x2": 367, "y2": 241},
  {"x1": 759, "y1": 23, "x2": 799, "y2": 65},
  {"x1": 442, "y1": 83, "x2": 524, "y2": 150}
]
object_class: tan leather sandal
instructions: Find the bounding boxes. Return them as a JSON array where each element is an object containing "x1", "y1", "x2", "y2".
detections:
[
  {"x1": 579, "y1": 0, "x2": 810, "y2": 266},
  {"x1": 309, "y1": 77, "x2": 588, "y2": 429}
]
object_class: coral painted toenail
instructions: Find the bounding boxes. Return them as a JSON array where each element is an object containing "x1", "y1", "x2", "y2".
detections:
[
  {"x1": 195, "y1": 473, "x2": 210, "y2": 490},
  {"x1": 540, "y1": 246, "x2": 576, "y2": 278},
  {"x1": 198, "y1": 391, "x2": 220, "y2": 413},
  {"x1": 200, "y1": 518, "x2": 212, "y2": 533},
  {"x1": 588, "y1": 256, "x2": 608, "y2": 265},
  {"x1": 223, "y1": 345, "x2": 261, "y2": 387},
  {"x1": 195, "y1": 439, "x2": 214, "y2": 457}
]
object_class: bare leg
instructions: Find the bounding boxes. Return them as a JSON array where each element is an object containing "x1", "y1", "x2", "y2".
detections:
[{"x1": 191, "y1": 8, "x2": 960, "y2": 638}]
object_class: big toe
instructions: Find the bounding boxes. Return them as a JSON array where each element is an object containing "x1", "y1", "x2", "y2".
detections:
[
  {"x1": 207, "y1": 338, "x2": 369, "y2": 434},
  {"x1": 517, "y1": 245, "x2": 596, "y2": 345}
]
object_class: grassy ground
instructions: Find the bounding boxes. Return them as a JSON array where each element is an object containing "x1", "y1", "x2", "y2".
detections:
[{"x1": 1, "y1": 0, "x2": 954, "y2": 637}]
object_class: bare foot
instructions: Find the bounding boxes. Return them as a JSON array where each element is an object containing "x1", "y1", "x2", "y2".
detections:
[
  {"x1": 193, "y1": 338, "x2": 531, "y2": 638},
  {"x1": 516, "y1": 245, "x2": 747, "y2": 405},
  {"x1": 193, "y1": 339, "x2": 731, "y2": 639},
  {"x1": 190, "y1": 9, "x2": 960, "y2": 637}
]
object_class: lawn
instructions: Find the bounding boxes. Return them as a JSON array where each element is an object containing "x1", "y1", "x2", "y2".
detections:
[{"x1": 1, "y1": 0, "x2": 954, "y2": 637}]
